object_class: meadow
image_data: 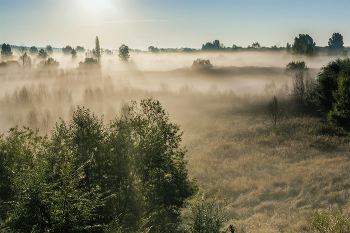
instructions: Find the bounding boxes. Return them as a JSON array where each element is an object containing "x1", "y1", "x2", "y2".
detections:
[{"x1": 0, "y1": 50, "x2": 349, "y2": 232}]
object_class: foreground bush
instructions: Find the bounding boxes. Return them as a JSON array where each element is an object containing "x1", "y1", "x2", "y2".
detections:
[{"x1": 0, "y1": 99, "x2": 197, "y2": 232}]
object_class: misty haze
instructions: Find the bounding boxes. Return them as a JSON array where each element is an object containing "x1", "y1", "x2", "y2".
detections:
[{"x1": 1, "y1": 0, "x2": 350, "y2": 232}]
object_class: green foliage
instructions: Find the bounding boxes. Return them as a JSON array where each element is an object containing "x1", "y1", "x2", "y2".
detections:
[
  {"x1": 328, "y1": 33, "x2": 344, "y2": 56},
  {"x1": 292, "y1": 34, "x2": 316, "y2": 56},
  {"x1": 315, "y1": 58, "x2": 350, "y2": 113},
  {"x1": 182, "y1": 192, "x2": 229, "y2": 233},
  {"x1": 285, "y1": 61, "x2": 308, "y2": 72},
  {"x1": 308, "y1": 194, "x2": 350, "y2": 233},
  {"x1": 38, "y1": 49, "x2": 48, "y2": 59},
  {"x1": 327, "y1": 75, "x2": 350, "y2": 129},
  {"x1": 118, "y1": 44, "x2": 130, "y2": 62},
  {"x1": 192, "y1": 59, "x2": 213, "y2": 70},
  {"x1": 1, "y1": 43, "x2": 13, "y2": 59},
  {"x1": 0, "y1": 99, "x2": 196, "y2": 232}
]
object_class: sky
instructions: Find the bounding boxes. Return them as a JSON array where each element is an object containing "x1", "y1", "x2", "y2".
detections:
[{"x1": 0, "y1": 0, "x2": 349, "y2": 50}]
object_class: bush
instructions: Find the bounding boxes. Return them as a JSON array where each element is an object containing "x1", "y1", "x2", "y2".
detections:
[
  {"x1": 315, "y1": 58, "x2": 350, "y2": 113},
  {"x1": 192, "y1": 59, "x2": 213, "y2": 70},
  {"x1": 308, "y1": 195, "x2": 350, "y2": 232},
  {"x1": 182, "y1": 192, "x2": 230, "y2": 233},
  {"x1": 285, "y1": 61, "x2": 308, "y2": 72},
  {"x1": 327, "y1": 75, "x2": 350, "y2": 129}
]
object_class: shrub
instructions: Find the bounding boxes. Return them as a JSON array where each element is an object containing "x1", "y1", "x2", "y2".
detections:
[
  {"x1": 327, "y1": 75, "x2": 350, "y2": 129},
  {"x1": 192, "y1": 59, "x2": 213, "y2": 70},
  {"x1": 182, "y1": 191, "x2": 230, "y2": 233}
]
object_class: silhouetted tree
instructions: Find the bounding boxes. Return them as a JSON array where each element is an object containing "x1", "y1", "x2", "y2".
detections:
[
  {"x1": 1, "y1": 43, "x2": 13, "y2": 59},
  {"x1": 328, "y1": 33, "x2": 344, "y2": 56},
  {"x1": 148, "y1": 46, "x2": 159, "y2": 52},
  {"x1": 251, "y1": 42, "x2": 261, "y2": 49},
  {"x1": 202, "y1": 40, "x2": 223, "y2": 50},
  {"x1": 118, "y1": 44, "x2": 130, "y2": 61},
  {"x1": 71, "y1": 48, "x2": 77, "y2": 58},
  {"x1": 38, "y1": 57, "x2": 59, "y2": 68},
  {"x1": 45, "y1": 45, "x2": 53, "y2": 55},
  {"x1": 286, "y1": 43, "x2": 291, "y2": 53},
  {"x1": 94, "y1": 36, "x2": 101, "y2": 62},
  {"x1": 38, "y1": 49, "x2": 48, "y2": 59},
  {"x1": 29, "y1": 46, "x2": 38, "y2": 55},
  {"x1": 292, "y1": 34, "x2": 316, "y2": 56},
  {"x1": 18, "y1": 46, "x2": 31, "y2": 68},
  {"x1": 191, "y1": 59, "x2": 213, "y2": 70},
  {"x1": 62, "y1": 45, "x2": 73, "y2": 55},
  {"x1": 76, "y1": 46, "x2": 85, "y2": 53}
]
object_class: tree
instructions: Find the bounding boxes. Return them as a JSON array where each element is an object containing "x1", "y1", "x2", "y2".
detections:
[
  {"x1": 38, "y1": 57, "x2": 59, "y2": 68},
  {"x1": 1, "y1": 43, "x2": 13, "y2": 59},
  {"x1": 71, "y1": 48, "x2": 77, "y2": 58},
  {"x1": 62, "y1": 45, "x2": 73, "y2": 55},
  {"x1": 118, "y1": 44, "x2": 130, "y2": 62},
  {"x1": 76, "y1": 46, "x2": 85, "y2": 53},
  {"x1": 327, "y1": 75, "x2": 350, "y2": 129},
  {"x1": 1, "y1": 99, "x2": 196, "y2": 232},
  {"x1": 18, "y1": 46, "x2": 31, "y2": 68},
  {"x1": 38, "y1": 49, "x2": 48, "y2": 59},
  {"x1": 192, "y1": 59, "x2": 213, "y2": 70},
  {"x1": 148, "y1": 46, "x2": 159, "y2": 52},
  {"x1": 328, "y1": 33, "x2": 344, "y2": 56},
  {"x1": 45, "y1": 45, "x2": 53, "y2": 55},
  {"x1": 315, "y1": 58, "x2": 350, "y2": 113},
  {"x1": 94, "y1": 36, "x2": 101, "y2": 62},
  {"x1": 29, "y1": 46, "x2": 38, "y2": 55},
  {"x1": 285, "y1": 61, "x2": 308, "y2": 72},
  {"x1": 286, "y1": 43, "x2": 291, "y2": 53},
  {"x1": 202, "y1": 40, "x2": 223, "y2": 50},
  {"x1": 264, "y1": 96, "x2": 285, "y2": 129},
  {"x1": 292, "y1": 34, "x2": 316, "y2": 56},
  {"x1": 251, "y1": 42, "x2": 261, "y2": 49}
]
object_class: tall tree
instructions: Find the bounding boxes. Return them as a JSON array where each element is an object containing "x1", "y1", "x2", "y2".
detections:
[
  {"x1": 292, "y1": 34, "x2": 316, "y2": 56},
  {"x1": 94, "y1": 36, "x2": 101, "y2": 62},
  {"x1": 1, "y1": 43, "x2": 13, "y2": 59},
  {"x1": 18, "y1": 46, "x2": 31, "y2": 68},
  {"x1": 328, "y1": 32, "x2": 344, "y2": 56},
  {"x1": 118, "y1": 44, "x2": 130, "y2": 62},
  {"x1": 29, "y1": 46, "x2": 38, "y2": 55}
]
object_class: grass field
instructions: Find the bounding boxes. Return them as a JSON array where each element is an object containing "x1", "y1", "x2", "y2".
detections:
[{"x1": 0, "y1": 52, "x2": 349, "y2": 232}]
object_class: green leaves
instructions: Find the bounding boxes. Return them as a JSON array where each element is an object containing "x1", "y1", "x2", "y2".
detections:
[{"x1": 1, "y1": 99, "x2": 196, "y2": 232}]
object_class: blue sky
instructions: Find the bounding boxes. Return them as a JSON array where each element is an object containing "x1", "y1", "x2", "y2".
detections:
[{"x1": 0, "y1": 0, "x2": 349, "y2": 49}]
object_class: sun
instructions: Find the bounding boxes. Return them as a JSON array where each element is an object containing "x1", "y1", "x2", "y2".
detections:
[{"x1": 80, "y1": 0, "x2": 114, "y2": 15}]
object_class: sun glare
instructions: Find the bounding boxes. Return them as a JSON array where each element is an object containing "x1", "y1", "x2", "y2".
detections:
[{"x1": 80, "y1": 0, "x2": 114, "y2": 14}]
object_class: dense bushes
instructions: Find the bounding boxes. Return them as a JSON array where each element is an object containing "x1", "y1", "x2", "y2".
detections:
[
  {"x1": 191, "y1": 59, "x2": 213, "y2": 70},
  {"x1": 0, "y1": 99, "x2": 197, "y2": 232}
]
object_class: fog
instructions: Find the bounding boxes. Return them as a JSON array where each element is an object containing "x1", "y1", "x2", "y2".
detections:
[{"x1": 0, "y1": 51, "x2": 337, "y2": 135}]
